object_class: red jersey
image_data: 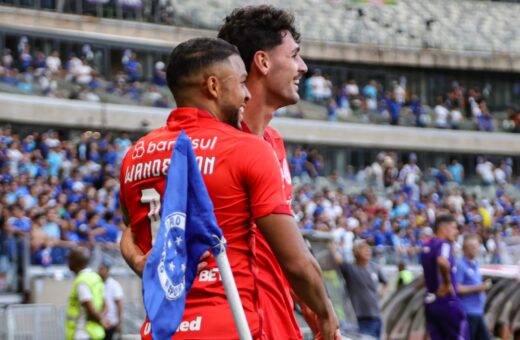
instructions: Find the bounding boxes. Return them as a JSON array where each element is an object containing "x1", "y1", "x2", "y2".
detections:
[
  {"x1": 241, "y1": 123, "x2": 302, "y2": 340},
  {"x1": 120, "y1": 108, "x2": 292, "y2": 339}
]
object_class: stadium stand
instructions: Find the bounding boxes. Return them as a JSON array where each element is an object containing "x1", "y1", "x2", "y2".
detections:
[
  {"x1": 0, "y1": 0, "x2": 520, "y2": 338},
  {"x1": 5, "y1": 0, "x2": 520, "y2": 54}
]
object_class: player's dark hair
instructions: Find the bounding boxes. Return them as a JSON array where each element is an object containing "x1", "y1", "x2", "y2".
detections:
[
  {"x1": 166, "y1": 38, "x2": 239, "y2": 97},
  {"x1": 433, "y1": 214, "x2": 456, "y2": 232},
  {"x1": 218, "y1": 5, "x2": 301, "y2": 72}
]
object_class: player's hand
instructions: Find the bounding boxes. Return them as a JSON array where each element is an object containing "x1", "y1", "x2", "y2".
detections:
[
  {"x1": 197, "y1": 251, "x2": 210, "y2": 274},
  {"x1": 133, "y1": 250, "x2": 151, "y2": 277},
  {"x1": 436, "y1": 282, "x2": 454, "y2": 298},
  {"x1": 317, "y1": 300, "x2": 340, "y2": 340}
]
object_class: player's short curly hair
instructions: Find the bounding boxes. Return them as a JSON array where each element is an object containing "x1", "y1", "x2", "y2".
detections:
[
  {"x1": 218, "y1": 5, "x2": 301, "y2": 72},
  {"x1": 166, "y1": 37, "x2": 239, "y2": 97}
]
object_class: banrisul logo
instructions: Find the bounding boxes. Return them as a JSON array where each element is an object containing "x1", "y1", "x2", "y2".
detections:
[{"x1": 158, "y1": 212, "x2": 187, "y2": 300}]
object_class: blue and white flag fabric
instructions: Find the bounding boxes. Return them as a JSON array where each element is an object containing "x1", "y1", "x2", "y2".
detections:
[{"x1": 142, "y1": 130, "x2": 225, "y2": 340}]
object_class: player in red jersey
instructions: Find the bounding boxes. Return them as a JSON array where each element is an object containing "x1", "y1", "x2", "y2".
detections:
[
  {"x1": 119, "y1": 38, "x2": 339, "y2": 339},
  {"x1": 219, "y1": 6, "x2": 324, "y2": 339}
]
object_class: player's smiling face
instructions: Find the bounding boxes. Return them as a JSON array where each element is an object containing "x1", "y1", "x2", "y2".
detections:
[
  {"x1": 218, "y1": 54, "x2": 251, "y2": 128},
  {"x1": 266, "y1": 31, "x2": 308, "y2": 107}
]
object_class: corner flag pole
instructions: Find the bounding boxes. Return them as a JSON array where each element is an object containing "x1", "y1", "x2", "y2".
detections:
[{"x1": 214, "y1": 248, "x2": 253, "y2": 340}]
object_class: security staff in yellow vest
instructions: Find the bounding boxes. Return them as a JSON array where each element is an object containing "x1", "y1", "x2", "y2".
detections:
[
  {"x1": 66, "y1": 247, "x2": 108, "y2": 340},
  {"x1": 397, "y1": 261, "x2": 414, "y2": 289}
]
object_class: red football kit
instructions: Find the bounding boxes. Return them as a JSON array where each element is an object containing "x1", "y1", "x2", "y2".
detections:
[
  {"x1": 241, "y1": 123, "x2": 302, "y2": 340},
  {"x1": 119, "y1": 108, "x2": 292, "y2": 339}
]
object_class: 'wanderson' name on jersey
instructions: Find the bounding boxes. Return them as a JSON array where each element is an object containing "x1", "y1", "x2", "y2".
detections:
[{"x1": 124, "y1": 136, "x2": 218, "y2": 183}]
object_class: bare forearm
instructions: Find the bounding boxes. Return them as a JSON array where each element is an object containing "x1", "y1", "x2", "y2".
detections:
[
  {"x1": 457, "y1": 284, "x2": 484, "y2": 295},
  {"x1": 255, "y1": 214, "x2": 338, "y2": 338},
  {"x1": 120, "y1": 227, "x2": 145, "y2": 277},
  {"x1": 116, "y1": 300, "x2": 123, "y2": 326},
  {"x1": 283, "y1": 255, "x2": 332, "y2": 319}
]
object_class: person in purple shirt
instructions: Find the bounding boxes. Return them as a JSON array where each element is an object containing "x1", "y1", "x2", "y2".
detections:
[{"x1": 421, "y1": 214, "x2": 469, "y2": 340}]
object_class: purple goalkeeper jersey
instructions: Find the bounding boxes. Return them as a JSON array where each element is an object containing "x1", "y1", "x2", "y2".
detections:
[{"x1": 420, "y1": 237, "x2": 458, "y2": 294}]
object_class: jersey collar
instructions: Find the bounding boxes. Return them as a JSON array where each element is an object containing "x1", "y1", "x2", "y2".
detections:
[{"x1": 166, "y1": 107, "x2": 215, "y2": 126}]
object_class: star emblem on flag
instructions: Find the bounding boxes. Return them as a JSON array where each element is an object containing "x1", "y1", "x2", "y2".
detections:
[
  {"x1": 169, "y1": 262, "x2": 175, "y2": 272},
  {"x1": 175, "y1": 236, "x2": 183, "y2": 246}
]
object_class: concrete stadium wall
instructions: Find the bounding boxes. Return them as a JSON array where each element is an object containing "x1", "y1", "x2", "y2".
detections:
[
  {"x1": 1, "y1": 93, "x2": 519, "y2": 155},
  {"x1": 30, "y1": 275, "x2": 142, "y2": 305},
  {"x1": 1, "y1": 6, "x2": 520, "y2": 72}
]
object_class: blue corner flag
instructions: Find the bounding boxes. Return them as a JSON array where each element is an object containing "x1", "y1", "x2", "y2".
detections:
[{"x1": 142, "y1": 130, "x2": 225, "y2": 340}]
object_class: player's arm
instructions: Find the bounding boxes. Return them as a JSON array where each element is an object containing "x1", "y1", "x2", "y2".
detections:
[
  {"x1": 243, "y1": 140, "x2": 339, "y2": 339},
  {"x1": 119, "y1": 204, "x2": 209, "y2": 276},
  {"x1": 119, "y1": 205, "x2": 149, "y2": 277},
  {"x1": 436, "y1": 246, "x2": 454, "y2": 297},
  {"x1": 256, "y1": 214, "x2": 339, "y2": 340}
]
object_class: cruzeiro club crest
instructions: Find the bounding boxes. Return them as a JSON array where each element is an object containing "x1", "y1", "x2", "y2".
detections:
[{"x1": 158, "y1": 212, "x2": 187, "y2": 300}]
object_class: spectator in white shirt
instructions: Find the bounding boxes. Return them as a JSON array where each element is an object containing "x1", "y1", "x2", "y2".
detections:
[
  {"x1": 98, "y1": 259, "x2": 124, "y2": 340},
  {"x1": 434, "y1": 96, "x2": 449, "y2": 129},
  {"x1": 476, "y1": 157, "x2": 495, "y2": 185},
  {"x1": 308, "y1": 69, "x2": 328, "y2": 103},
  {"x1": 76, "y1": 59, "x2": 93, "y2": 86},
  {"x1": 46, "y1": 50, "x2": 62, "y2": 75}
]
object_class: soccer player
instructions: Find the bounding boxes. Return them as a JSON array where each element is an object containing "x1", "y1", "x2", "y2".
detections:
[
  {"x1": 420, "y1": 214, "x2": 469, "y2": 340},
  {"x1": 119, "y1": 37, "x2": 339, "y2": 339},
  {"x1": 218, "y1": 6, "x2": 317, "y2": 339}
]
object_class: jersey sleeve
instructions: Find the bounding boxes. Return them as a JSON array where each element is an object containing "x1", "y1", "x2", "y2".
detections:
[
  {"x1": 440, "y1": 242, "x2": 451, "y2": 259},
  {"x1": 238, "y1": 138, "x2": 292, "y2": 219}
]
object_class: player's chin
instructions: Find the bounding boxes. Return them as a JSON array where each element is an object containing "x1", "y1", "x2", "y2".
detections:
[{"x1": 283, "y1": 92, "x2": 300, "y2": 106}]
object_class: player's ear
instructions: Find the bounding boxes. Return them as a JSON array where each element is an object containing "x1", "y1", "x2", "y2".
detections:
[
  {"x1": 206, "y1": 75, "x2": 219, "y2": 99},
  {"x1": 252, "y1": 51, "x2": 269, "y2": 76}
]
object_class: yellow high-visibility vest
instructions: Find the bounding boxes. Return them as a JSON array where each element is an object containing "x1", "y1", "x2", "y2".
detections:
[{"x1": 65, "y1": 270, "x2": 105, "y2": 340}]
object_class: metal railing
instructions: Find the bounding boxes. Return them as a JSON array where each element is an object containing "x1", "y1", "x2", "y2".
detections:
[
  {"x1": 0, "y1": 235, "x2": 30, "y2": 295},
  {"x1": 5, "y1": 304, "x2": 65, "y2": 340}
]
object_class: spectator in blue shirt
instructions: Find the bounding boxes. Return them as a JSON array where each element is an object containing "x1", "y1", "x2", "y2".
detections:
[
  {"x1": 290, "y1": 147, "x2": 307, "y2": 177},
  {"x1": 448, "y1": 158, "x2": 464, "y2": 184},
  {"x1": 455, "y1": 234, "x2": 492, "y2": 340}
]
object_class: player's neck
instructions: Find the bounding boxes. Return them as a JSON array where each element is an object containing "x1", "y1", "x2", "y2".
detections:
[
  {"x1": 243, "y1": 77, "x2": 277, "y2": 137},
  {"x1": 243, "y1": 96, "x2": 276, "y2": 137}
]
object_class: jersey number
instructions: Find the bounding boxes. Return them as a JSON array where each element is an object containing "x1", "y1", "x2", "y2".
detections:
[{"x1": 140, "y1": 188, "x2": 161, "y2": 245}]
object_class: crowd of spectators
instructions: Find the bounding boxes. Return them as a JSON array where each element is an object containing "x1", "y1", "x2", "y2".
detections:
[
  {"x1": 0, "y1": 37, "x2": 172, "y2": 108},
  {"x1": 305, "y1": 71, "x2": 520, "y2": 133},
  {"x1": 3, "y1": 35, "x2": 520, "y2": 134},
  {"x1": 290, "y1": 147, "x2": 520, "y2": 265},
  {"x1": 0, "y1": 126, "x2": 518, "y2": 272},
  {"x1": 0, "y1": 127, "x2": 129, "y2": 270}
]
